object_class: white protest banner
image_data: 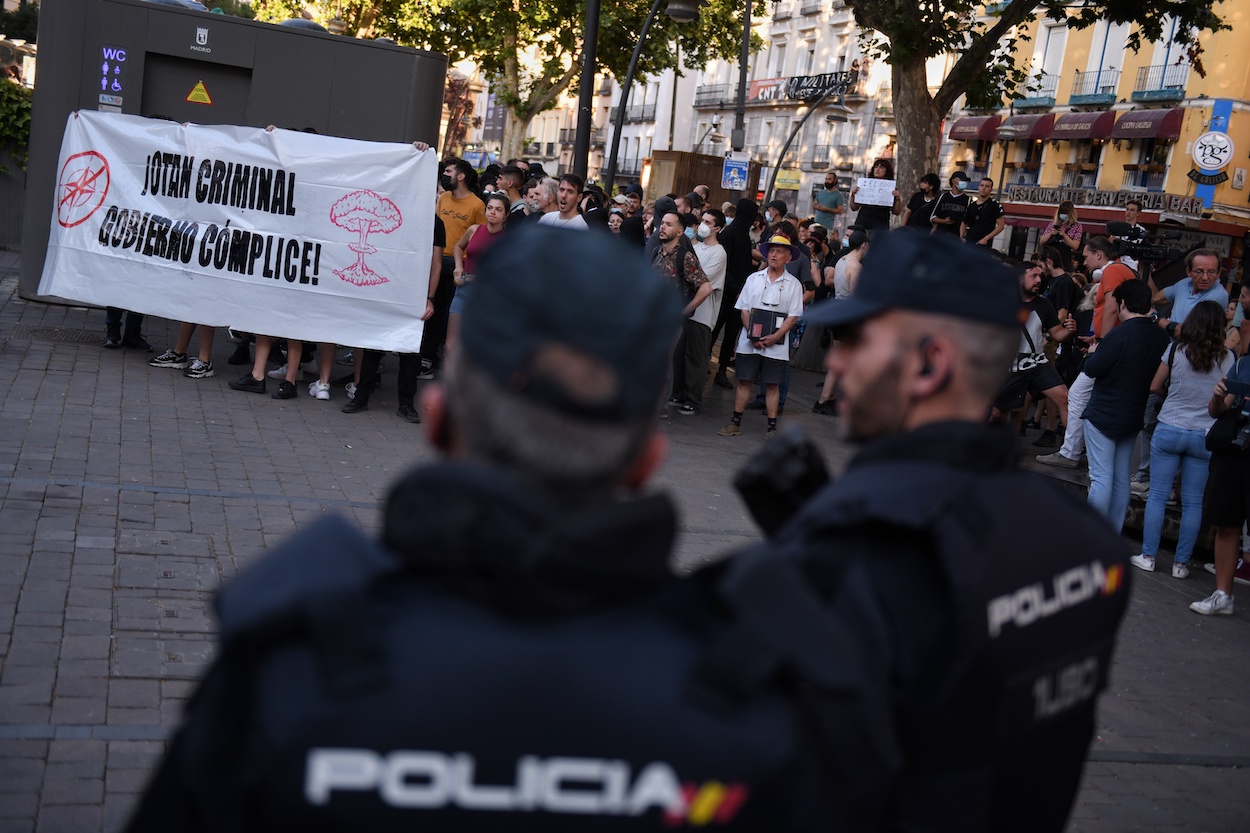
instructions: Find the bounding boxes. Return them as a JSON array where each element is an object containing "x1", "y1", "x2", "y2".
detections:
[
  {"x1": 854, "y1": 177, "x2": 896, "y2": 207},
  {"x1": 39, "y1": 111, "x2": 435, "y2": 352}
]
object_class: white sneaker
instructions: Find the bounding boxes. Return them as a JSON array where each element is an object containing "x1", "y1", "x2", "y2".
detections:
[
  {"x1": 1172, "y1": 562, "x2": 1190, "y2": 579},
  {"x1": 308, "y1": 380, "x2": 331, "y2": 400},
  {"x1": 1190, "y1": 589, "x2": 1234, "y2": 616},
  {"x1": 346, "y1": 382, "x2": 357, "y2": 400},
  {"x1": 1130, "y1": 553, "x2": 1156, "y2": 572},
  {"x1": 267, "y1": 364, "x2": 304, "y2": 381}
]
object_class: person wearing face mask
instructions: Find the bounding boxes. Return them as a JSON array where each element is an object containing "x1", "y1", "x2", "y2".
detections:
[
  {"x1": 670, "y1": 210, "x2": 727, "y2": 416},
  {"x1": 424, "y1": 158, "x2": 487, "y2": 379},
  {"x1": 1039, "y1": 201, "x2": 1084, "y2": 272},
  {"x1": 930, "y1": 171, "x2": 971, "y2": 236},
  {"x1": 900, "y1": 173, "x2": 942, "y2": 230}
]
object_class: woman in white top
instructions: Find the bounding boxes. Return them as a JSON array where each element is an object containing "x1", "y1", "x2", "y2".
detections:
[
  {"x1": 1132, "y1": 301, "x2": 1236, "y2": 578},
  {"x1": 813, "y1": 230, "x2": 868, "y2": 414}
]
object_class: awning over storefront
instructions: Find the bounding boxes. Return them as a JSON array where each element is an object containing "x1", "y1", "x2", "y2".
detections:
[
  {"x1": 1051, "y1": 111, "x2": 1116, "y2": 141},
  {"x1": 1110, "y1": 108, "x2": 1184, "y2": 140},
  {"x1": 997, "y1": 113, "x2": 1055, "y2": 141},
  {"x1": 948, "y1": 115, "x2": 1001, "y2": 142}
]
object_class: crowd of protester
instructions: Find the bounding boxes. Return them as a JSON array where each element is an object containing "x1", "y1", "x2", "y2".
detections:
[{"x1": 102, "y1": 155, "x2": 1250, "y2": 613}]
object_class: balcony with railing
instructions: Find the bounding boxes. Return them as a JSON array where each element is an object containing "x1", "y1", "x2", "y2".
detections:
[
  {"x1": 617, "y1": 157, "x2": 642, "y2": 176},
  {"x1": 1058, "y1": 163, "x2": 1099, "y2": 189},
  {"x1": 1132, "y1": 63, "x2": 1189, "y2": 102},
  {"x1": 772, "y1": 3, "x2": 793, "y2": 21},
  {"x1": 800, "y1": 0, "x2": 824, "y2": 14},
  {"x1": 591, "y1": 131, "x2": 606, "y2": 148},
  {"x1": 558, "y1": 128, "x2": 576, "y2": 145},
  {"x1": 695, "y1": 83, "x2": 734, "y2": 108},
  {"x1": 956, "y1": 159, "x2": 991, "y2": 181},
  {"x1": 1018, "y1": 72, "x2": 1059, "y2": 108},
  {"x1": 1003, "y1": 161, "x2": 1042, "y2": 186},
  {"x1": 1121, "y1": 164, "x2": 1167, "y2": 192},
  {"x1": 1070, "y1": 68, "x2": 1120, "y2": 105},
  {"x1": 811, "y1": 145, "x2": 832, "y2": 168}
]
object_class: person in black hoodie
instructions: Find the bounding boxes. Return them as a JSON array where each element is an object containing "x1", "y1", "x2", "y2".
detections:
[{"x1": 710, "y1": 198, "x2": 761, "y2": 388}]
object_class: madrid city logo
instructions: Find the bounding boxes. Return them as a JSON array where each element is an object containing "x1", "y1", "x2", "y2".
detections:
[
  {"x1": 192, "y1": 27, "x2": 211, "y2": 53},
  {"x1": 57, "y1": 151, "x2": 111, "y2": 229}
]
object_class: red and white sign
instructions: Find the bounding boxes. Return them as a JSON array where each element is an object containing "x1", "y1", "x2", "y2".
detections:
[{"x1": 40, "y1": 111, "x2": 435, "y2": 352}]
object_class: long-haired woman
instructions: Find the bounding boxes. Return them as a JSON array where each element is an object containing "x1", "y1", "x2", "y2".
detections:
[{"x1": 1131, "y1": 300, "x2": 1236, "y2": 578}]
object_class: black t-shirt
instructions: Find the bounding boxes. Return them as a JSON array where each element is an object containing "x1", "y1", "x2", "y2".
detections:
[
  {"x1": 930, "y1": 191, "x2": 969, "y2": 235},
  {"x1": 963, "y1": 197, "x2": 1004, "y2": 244},
  {"x1": 904, "y1": 192, "x2": 939, "y2": 229},
  {"x1": 1016, "y1": 297, "x2": 1059, "y2": 365},
  {"x1": 1046, "y1": 273, "x2": 1079, "y2": 318},
  {"x1": 433, "y1": 215, "x2": 446, "y2": 248},
  {"x1": 855, "y1": 203, "x2": 893, "y2": 231}
]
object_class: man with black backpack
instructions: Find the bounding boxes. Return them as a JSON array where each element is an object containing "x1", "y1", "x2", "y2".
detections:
[{"x1": 125, "y1": 226, "x2": 892, "y2": 832}]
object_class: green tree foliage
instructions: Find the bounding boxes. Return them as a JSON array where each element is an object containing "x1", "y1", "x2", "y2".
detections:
[
  {"x1": 253, "y1": 0, "x2": 755, "y2": 156},
  {"x1": 207, "y1": 0, "x2": 257, "y2": 19},
  {"x1": 0, "y1": 1, "x2": 39, "y2": 42},
  {"x1": 0, "y1": 78, "x2": 33, "y2": 173},
  {"x1": 850, "y1": 0, "x2": 1225, "y2": 192}
]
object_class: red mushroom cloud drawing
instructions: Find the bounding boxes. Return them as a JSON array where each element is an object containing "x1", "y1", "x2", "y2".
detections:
[{"x1": 330, "y1": 190, "x2": 402, "y2": 286}]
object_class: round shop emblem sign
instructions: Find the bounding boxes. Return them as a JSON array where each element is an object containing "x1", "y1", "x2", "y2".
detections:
[
  {"x1": 57, "y1": 151, "x2": 111, "y2": 228},
  {"x1": 1191, "y1": 131, "x2": 1235, "y2": 172}
]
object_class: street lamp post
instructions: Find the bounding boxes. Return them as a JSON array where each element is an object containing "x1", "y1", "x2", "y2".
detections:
[
  {"x1": 603, "y1": 0, "x2": 697, "y2": 194},
  {"x1": 573, "y1": 0, "x2": 602, "y2": 179},
  {"x1": 764, "y1": 93, "x2": 847, "y2": 204}
]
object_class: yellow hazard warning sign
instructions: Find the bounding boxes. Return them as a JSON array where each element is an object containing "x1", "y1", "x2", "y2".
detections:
[{"x1": 186, "y1": 81, "x2": 212, "y2": 105}]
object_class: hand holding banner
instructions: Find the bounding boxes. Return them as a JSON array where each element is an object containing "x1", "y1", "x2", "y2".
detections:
[{"x1": 40, "y1": 112, "x2": 436, "y2": 352}]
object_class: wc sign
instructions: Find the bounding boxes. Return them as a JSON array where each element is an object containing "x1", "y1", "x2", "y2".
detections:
[{"x1": 98, "y1": 44, "x2": 128, "y2": 111}]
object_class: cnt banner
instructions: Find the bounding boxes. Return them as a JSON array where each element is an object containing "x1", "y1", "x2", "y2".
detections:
[{"x1": 39, "y1": 111, "x2": 435, "y2": 352}]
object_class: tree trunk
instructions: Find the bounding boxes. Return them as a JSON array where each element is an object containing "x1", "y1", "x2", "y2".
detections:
[
  {"x1": 891, "y1": 56, "x2": 943, "y2": 200},
  {"x1": 501, "y1": 111, "x2": 529, "y2": 162}
]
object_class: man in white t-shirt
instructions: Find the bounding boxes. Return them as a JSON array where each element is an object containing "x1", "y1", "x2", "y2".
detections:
[
  {"x1": 537, "y1": 173, "x2": 589, "y2": 230},
  {"x1": 717, "y1": 234, "x2": 805, "y2": 439},
  {"x1": 672, "y1": 209, "x2": 727, "y2": 415}
]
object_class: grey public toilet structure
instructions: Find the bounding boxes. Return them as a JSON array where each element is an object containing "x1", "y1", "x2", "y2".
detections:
[{"x1": 20, "y1": 0, "x2": 448, "y2": 299}]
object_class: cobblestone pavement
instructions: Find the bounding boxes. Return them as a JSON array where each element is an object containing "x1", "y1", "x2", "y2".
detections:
[{"x1": 1, "y1": 249, "x2": 1248, "y2": 831}]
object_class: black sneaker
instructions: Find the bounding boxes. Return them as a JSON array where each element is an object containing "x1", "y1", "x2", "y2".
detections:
[
  {"x1": 396, "y1": 404, "x2": 422, "y2": 424},
  {"x1": 677, "y1": 403, "x2": 699, "y2": 416},
  {"x1": 417, "y1": 360, "x2": 436, "y2": 381},
  {"x1": 228, "y1": 373, "x2": 266, "y2": 394},
  {"x1": 121, "y1": 334, "x2": 152, "y2": 352},
  {"x1": 183, "y1": 359, "x2": 215, "y2": 379},
  {"x1": 226, "y1": 343, "x2": 252, "y2": 365},
  {"x1": 1022, "y1": 418, "x2": 1041, "y2": 430},
  {"x1": 150, "y1": 350, "x2": 190, "y2": 369},
  {"x1": 272, "y1": 380, "x2": 297, "y2": 400},
  {"x1": 712, "y1": 372, "x2": 733, "y2": 389},
  {"x1": 102, "y1": 332, "x2": 122, "y2": 349},
  {"x1": 342, "y1": 399, "x2": 369, "y2": 414},
  {"x1": 1032, "y1": 430, "x2": 1058, "y2": 448}
]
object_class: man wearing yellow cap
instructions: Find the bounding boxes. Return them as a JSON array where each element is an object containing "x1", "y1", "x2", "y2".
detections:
[{"x1": 718, "y1": 234, "x2": 805, "y2": 438}]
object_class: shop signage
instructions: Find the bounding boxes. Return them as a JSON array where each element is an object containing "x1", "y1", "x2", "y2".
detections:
[{"x1": 1004, "y1": 185, "x2": 1203, "y2": 216}]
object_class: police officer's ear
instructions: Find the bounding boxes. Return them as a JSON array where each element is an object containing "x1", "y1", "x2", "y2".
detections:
[
  {"x1": 621, "y1": 432, "x2": 667, "y2": 492},
  {"x1": 912, "y1": 335, "x2": 952, "y2": 396}
]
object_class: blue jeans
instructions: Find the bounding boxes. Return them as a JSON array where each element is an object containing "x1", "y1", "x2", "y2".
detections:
[
  {"x1": 1141, "y1": 422, "x2": 1212, "y2": 563},
  {"x1": 1085, "y1": 422, "x2": 1135, "y2": 533}
]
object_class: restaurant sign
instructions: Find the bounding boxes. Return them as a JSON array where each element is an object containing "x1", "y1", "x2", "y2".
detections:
[{"x1": 1004, "y1": 185, "x2": 1203, "y2": 216}]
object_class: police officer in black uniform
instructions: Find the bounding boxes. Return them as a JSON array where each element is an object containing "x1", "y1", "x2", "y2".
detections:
[
  {"x1": 773, "y1": 229, "x2": 1132, "y2": 833},
  {"x1": 125, "y1": 226, "x2": 897, "y2": 832}
]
